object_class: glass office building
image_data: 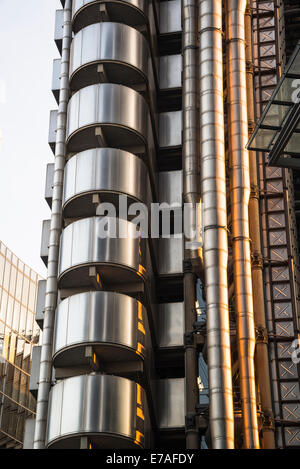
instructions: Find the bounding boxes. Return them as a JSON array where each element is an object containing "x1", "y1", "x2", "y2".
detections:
[{"x1": 0, "y1": 241, "x2": 41, "y2": 448}]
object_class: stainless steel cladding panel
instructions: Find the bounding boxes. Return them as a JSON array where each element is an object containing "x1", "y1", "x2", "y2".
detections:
[
  {"x1": 159, "y1": 0, "x2": 182, "y2": 34},
  {"x1": 48, "y1": 110, "x2": 58, "y2": 154},
  {"x1": 40, "y1": 220, "x2": 51, "y2": 266},
  {"x1": 52, "y1": 59, "x2": 61, "y2": 103},
  {"x1": 66, "y1": 83, "x2": 149, "y2": 150},
  {"x1": 158, "y1": 302, "x2": 184, "y2": 348},
  {"x1": 157, "y1": 378, "x2": 185, "y2": 428},
  {"x1": 70, "y1": 22, "x2": 149, "y2": 84},
  {"x1": 63, "y1": 148, "x2": 150, "y2": 211},
  {"x1": 72, "y1": 0, "x2": 149, "y2": 33},
  {"x1": 46, "y1": 374, "x2": 146, "y2": 448},
  {"x1": 159, "y1": 55, "x2": 182, "y2": 90},
  {"x1": 53, "y1": 291, "x2": 146, "y2": 363},
  {"x1": 159, "y1": 111, "x2": 182, "y2": 148},
  {"x1": 54, "y1": 10, "x2": 64, "y2": 53},
  {"x1": 58, "y1": 217, "x2": 146, "y2": 282},
  {"x1": 45, "y1": 163, "x2": 54, "y2": 208},
  {"x1": 159, "y1": 170, "x2": 182, "y2": 206},
  {"x1": 158, "y1": 237, "x2": 183, "y2": 275}
]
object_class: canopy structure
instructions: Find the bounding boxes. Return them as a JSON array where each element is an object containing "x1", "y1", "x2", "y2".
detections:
[{"x1": 247, "y1": 42, "x2": 300, "y2": 168}]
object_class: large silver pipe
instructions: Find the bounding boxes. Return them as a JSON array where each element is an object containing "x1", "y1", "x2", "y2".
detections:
[
  {"x1": 34, "y1": 0, "x2": 72, "y2": 449},
  {"x1": 182, "y1": 0, "x2": 200, "y2": 449},
  {"x1": 182, "y1": 0, "x2": 201, "y2": 260},
  {"x1": 199, "y1": 0, "x2": 235, "y2": 449},
  {"x1": 225, "y1": 0, "x2": 260, "y2": 449}
]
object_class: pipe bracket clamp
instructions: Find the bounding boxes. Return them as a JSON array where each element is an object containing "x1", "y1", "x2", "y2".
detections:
[{"x1": 255, "y1": 326, "x2": 269, "y2": 344}]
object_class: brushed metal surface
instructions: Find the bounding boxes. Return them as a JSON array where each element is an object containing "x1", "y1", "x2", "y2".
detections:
[
  {"x1": 158, "y1": 237, "x2": 183, "y2": 276},
  {"x1": 63, "y1": 148, "x2": 150, "y2": 218},
  {"x1": 47, "y1": 374, "x2": 145, "y2": 448},
  {"x1": 159, "y1": 0, "x2": 181, "y2": 34},
  {"x1": 53, "y1": 291, "x2": 146, "y2": 365},
  {"x1": 66, "y1": 83, "x2": 149, "y2": 153},
  {"x1": 159, "y1": 170, "x2": 182, "y2": 206},
  {"x1": 72, "y1": 0, "x2": 148, "y2": 33},
  {"x1": 70, "y1": 22, "x2": 149, "y2": 90},
  {"x1": 158, "y1": 302, "x2": 184, "y2": 348},
  {"x1": 159, "y1": 111, "x2": 182, "y2": 148},
  {"x1": 157, "y1": 378, "x2": 185, "y2": 428},
  {"x1": 58, "y1": 217, "x2": 147, "y2": 287},
  {"x1": 159, "y1": 55, "x2": 182, "y2": 90}
]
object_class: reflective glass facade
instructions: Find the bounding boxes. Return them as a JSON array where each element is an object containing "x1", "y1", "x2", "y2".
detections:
[{"x1": 0, "y1": 241, "x2": 41, "y2": 448}]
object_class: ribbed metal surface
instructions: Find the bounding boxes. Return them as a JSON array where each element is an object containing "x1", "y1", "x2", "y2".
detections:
[
  {"x1": 46, "y1": 374, "x2": 145, "y2": 448},
  {"x1": 63, "y1": 148, "x2": 150, "y2": 218},
  {"x1": 53, "y1": 291, "x2": 146, "y2": 366},
  {"x1": 70, "y1": 22, "x2": 149, "y2": 90},
  {"x1": 72, "y1": 0, "x2": 148, "y2": 33},
  {"x1": 199, "y1": 0, "x2": 234, "y2": 449},
  {"x1": 58, "y1": 217, "x2": 147, "y2": 288},
  {"x1": 66, "y1": 83, "x2": 149, "y2": 153},
  {"x1": 226, "y1": 0, "x2": 259, "y2": 449}
]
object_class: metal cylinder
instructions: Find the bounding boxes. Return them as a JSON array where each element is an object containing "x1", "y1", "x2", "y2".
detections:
[
  {"x1": 245, "y1": 3, "x2": 275, "y2": 449},
  {"x1": 199, "y1": 0, "x2": 235, "y2": 449},
  {"x1": 34, "y1": 0, "x2": 72, "y2": 449},
  {"x1": 225, "y1": 0, "x2": 260, "y2": 449},
  {"x1": 182, "y1": 0, "x2": 200, "y2": 449}
]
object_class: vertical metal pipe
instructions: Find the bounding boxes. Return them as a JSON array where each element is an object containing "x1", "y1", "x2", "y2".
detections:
[
  {"x1": 182, "y1": 0, "x2": 200, "y2": 450},
  {"x1": 225, "y1": 0, "x2": 260, "y2": 449},
  {"x1": 33, "y1": 0, "x2": 72, "y2": 449},
  {"x1": 245, "y1": 3, "x2": 275, "y2": 449},
  {"x1": 199, "y1": 0, "x2": 235, "y2": 449}
]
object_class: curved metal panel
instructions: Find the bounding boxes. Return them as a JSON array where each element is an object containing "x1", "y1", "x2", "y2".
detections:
[
  {"x1": 58, "y1": 217, "x2": 147, "y2": 288},
  {"x1": 72, "y1": 0, "x2": 148, "y2": 33},
  {"x1": 53, "y1": 291, "x2": 146, "y2": 366},
  {"x1": 47, "y1": 374, "x2": 145, "y2": 448},
  {"x1": 63, "y1": 148, "x2": 150, "y2": 218},
  {"x1": 66, "y1": 83, "x2": 149, "y2": 153},
  {"x1": 70, "y1": 22, "x2": 149, "y2": 91}
]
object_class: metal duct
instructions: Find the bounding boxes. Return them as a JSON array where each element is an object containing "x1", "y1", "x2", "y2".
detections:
[
  {"x1": 245, "y1": 3, "x2": 275, "y2": 449},
  {"x1": 34, "y1": 0, "x2": 72, "y2": 449},
  {"x1": 225, "y1": 0, "x2": 260, "y2": 449},
  {"x1": 199, "y1": 0, "x2": 234, "y2": 449},
  {"x1": 182, "y1": 0, "x2": 200, "y2": 450}
]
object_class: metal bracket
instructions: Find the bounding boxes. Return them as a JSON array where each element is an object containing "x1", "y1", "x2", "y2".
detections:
[
  {"x1": 256, "y1": 326, "x2": 269, "y2": 345},
  {"x1": 184, "y1": 332, "x2": 194, "y2": 346}
]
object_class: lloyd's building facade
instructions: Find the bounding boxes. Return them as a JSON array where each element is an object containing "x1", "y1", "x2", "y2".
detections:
[{"x1": 29, "y1": 0, "x2": 300, "y2": 450}]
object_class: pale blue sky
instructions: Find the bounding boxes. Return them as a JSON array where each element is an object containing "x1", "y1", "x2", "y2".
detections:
[{"x1": 0, "y1": 0, "x2": 62, "y2": 276}]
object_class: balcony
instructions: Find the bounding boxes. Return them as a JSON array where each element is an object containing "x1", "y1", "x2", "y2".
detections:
[
  {"x1": 58, "y1": 216, "x2": 147, "y2": 288},
  {"x1": 72, "y1": 0, "x2": 148, "y2": 34},
  {"x1": 63, "y1": 148, "x2": 150, "y2": 219},
  {"x1": 53, "y1": 291, "x2": 146, "y2": 367},
  {"x1": 70, "y1": 22, "x2": 149, "y2": 92},
  {"x1": 46, "y1": 374, "x2": 146, "y2": 448}
]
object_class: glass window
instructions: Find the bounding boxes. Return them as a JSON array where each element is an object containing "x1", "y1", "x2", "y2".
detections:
[
  {"x1": 15, "y1": 272, "x2": 23, "y2": 302},
  {"x1": 22, "y1": 276, "x2": 29, "y2": 306},
  {"x1": 9, "y1": 266, "x2": 17, "y2": 297},
  {"x1": 12, "y1": 301, "x2": 20, "y2": 333},
  {"x1": 6, "y1": 296, "x2": 14, "y2": 329},
  {"x1": 19, "y1": 306, "x2": 27, "y2": 337},
  {"x1": 0, "y1": 254, "x2": 5, "y2": 285},
  {"x1": 28, "y1": 282, "x2": 36, "y2": 313},
  {"x1": 0, "y1": 291, "x2": 8, "y2": 323},
  {"x1": 3, "y1": 261, "x2": 11, "y2": 291},
  {"x1": 26, "y1": 311, "x2": 33, "y2": 341}
]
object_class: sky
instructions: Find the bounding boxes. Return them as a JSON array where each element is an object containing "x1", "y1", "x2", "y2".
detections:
[{"x1": 0, "y1": 0, "x2": 62, "y2": 276}]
